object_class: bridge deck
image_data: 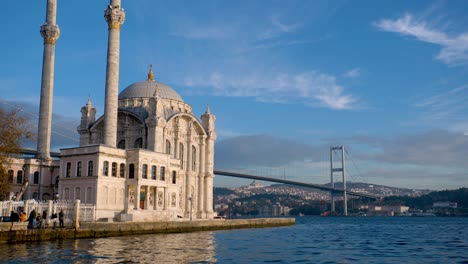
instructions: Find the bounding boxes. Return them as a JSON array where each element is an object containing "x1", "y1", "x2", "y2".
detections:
[{"x1": 214, "y1": 170, "x2": 378, "y2": 200}]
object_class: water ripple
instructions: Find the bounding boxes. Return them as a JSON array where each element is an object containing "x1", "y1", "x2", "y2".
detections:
[{"x1": 1, "y1": 217, "x2": 467, "y2": 263}]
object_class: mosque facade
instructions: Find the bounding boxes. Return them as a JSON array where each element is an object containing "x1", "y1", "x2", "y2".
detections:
[{"x1": 4, "y1": 0, "x2": 217, "y2": 222}]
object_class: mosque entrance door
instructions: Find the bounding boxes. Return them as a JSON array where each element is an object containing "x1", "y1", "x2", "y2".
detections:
[{"x1": 140, "y1": 187, "x2": 146, "y2": 209}]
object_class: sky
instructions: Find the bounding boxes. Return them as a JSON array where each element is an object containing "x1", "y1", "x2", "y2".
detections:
[{"x1": 1, "y1": 1, "x2": 468, "y2": 190}]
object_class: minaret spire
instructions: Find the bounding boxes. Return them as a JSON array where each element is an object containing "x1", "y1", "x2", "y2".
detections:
[
  {"x1": 103, "y1": 0, "x2": 125, "y2": 147},
  {"x1": 37, "y1": 0, "x2": 60, "y2": 160}
]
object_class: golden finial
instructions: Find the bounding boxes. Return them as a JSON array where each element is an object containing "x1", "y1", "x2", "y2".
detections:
[{"x1": 147, "y1": 64, "x2": 155, "y2": 81}]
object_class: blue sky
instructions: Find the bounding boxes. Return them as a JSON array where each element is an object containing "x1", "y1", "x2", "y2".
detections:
[{"x1": 1, "y1": 1, "x2": 468, "y2": 189}]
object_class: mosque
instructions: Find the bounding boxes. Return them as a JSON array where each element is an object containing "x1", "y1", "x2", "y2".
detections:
[{"x1": 5, "y1": 0, "x2": 216, "y2": 221}]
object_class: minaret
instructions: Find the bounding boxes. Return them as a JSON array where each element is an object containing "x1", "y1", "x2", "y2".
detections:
[
  {"x1": 103, "y1": 0, "x2": 125, "y2": 147},
  {"x1": 37, "y1": 0, "x2": 60, "y2": 160},
  {"x1": 201, "y1": 105, "x2": 216, "y2": 217}
]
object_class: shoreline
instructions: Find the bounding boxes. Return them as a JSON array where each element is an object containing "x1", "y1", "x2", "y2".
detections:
[{"x1": 0, "y1": 218, "x2": 295, "y2": 244}]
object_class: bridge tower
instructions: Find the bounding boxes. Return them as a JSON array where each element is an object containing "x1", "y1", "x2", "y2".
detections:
[{"x1": 330, "y1": 146, "x2": 347, "y2": 216}]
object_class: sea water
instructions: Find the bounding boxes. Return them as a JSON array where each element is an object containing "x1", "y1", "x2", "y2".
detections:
[{"x1": 1, "y1": 217, "x2": 467, "y2": 263}]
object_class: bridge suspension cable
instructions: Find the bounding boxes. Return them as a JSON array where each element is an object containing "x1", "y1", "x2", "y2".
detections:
[
  {"x1": 0, "y1": 99, "x2": 79, "y2": 142},
  {"x1": 344, "y1": 147, "x2": 367, "y2": 183}
]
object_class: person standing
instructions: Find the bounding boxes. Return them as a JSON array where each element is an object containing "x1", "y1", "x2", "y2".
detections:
[
  {"x1": 20, "y1": 211, "x2": 27, "y2": 222},
  {"x1": 58, "y1": 210, "x2": 64, "y2": 228},
  {"x1": 41, "y1": 210, "x2": 48, "y2": 228},
  {"x1": 27, "y1": 209, "x2": 37, "y2": 229}
]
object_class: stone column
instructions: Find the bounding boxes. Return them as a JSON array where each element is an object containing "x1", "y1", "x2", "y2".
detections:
[
  {"x1": 103, "y1": 0, "x2": 125, "y2": 147},
  {"x1": 174, "y1": 117, "x2": 180, "y2": 159},
  {"x1": 37, "y1": 0, "x2": 60, "y2": 160},
  {"x1": 197, "y1": 136, "x2": 206, "y2": 217},
  {"x1": 74, "y1": 199, "x2": 80, "y2": 230},
  {"x1": 124, "y1": 184, "x2": 129, "y2": 213},
  {"x1": 47, "y1": 200, "x2": 53, "y2": 226},
  {"x1": 134, "y1": 184, "x2": 140, "y2": 210},
  {"x1": 154, "y1": 186, "x2": 161, "y2": 210},
  {"x1": 145, "y1": 186, "x2": 150, "y2": 209},
  {"x1": 185, "y1": 122, "x2": 193, "y2": 217},
  {"x1": 204, "y1": 135, "x2": 215, "y2": 217}
]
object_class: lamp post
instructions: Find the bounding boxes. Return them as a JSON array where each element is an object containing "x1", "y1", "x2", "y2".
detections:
[{"x1": 188, "y1": 196, "x2": 193, "y2": 221}]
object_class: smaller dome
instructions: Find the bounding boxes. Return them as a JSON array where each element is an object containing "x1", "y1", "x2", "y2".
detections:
[{"x1": 118, "y1": 80, "x2": 183, "y2": 102}]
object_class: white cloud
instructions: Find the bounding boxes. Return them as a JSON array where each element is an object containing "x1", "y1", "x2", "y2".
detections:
[
  {"x1": 257, "y1": 16, "x2": 301, "y2": 41},
  {"x1": 414, "y1": 84, "x2": 468, "y2": 124},
  {"x1": 374, "y1": 13, "x2": 468, "y2": 66},
  {"x1": 184, "y1": 71, "x2": 357, "y2": 110},
  {"x1": 343, "y1": 68, "x2": 361, "y2": 78},
  {"x1": 170, "y1": 25, "x2": 231, "y2": 40}
]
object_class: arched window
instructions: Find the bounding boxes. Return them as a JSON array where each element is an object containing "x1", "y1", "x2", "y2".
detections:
[
  {"x1": 160, "y1": 166, "x2": 165, "y2": 181},
  {"x1": 88, "y1": 161, "x2": 93, "y2": 176},
  {"x1": 66, "y1": 162, "x2": 71, "y2": 177},
  {"x1": 112, "y1": 162, "x2": 117, "y2": 177},
  {"x1": 33, "y1": 171, "x2": 39, "y2": 184},
  {"x1": 166, "y1": 140, "x2": 171, "y2": 154},
  {"x1": 75, "y1": 187, "x2": 81, "y2": 200},
  {"x1": 86, "y1": 187, "x2": 92, "y2": 203},
  {"x1": 179, "y1": 143, "x2": 184, "y2": 169},
  {"x1": 151, "y1": 165, "x2": 157, "y2": 180},
  {"x1": 8, "y1": 170, "x2": 14, "y2": 183},
  {"x1": 118, "y1": 140, "x2": 126, "y2": 149},
  {"x1": 134, "y1": 138, "x2": 143, "y2": 148},
  {"x1": 103, "y1": 161, "x2": 109, "y2": 176},
  {"x1": 129, "y1": 164, "x2": 135, "y2": 179},
  {"x1": 142, "y1": 164, "x2": 148, "y2": 179},
  {"x1": 172, "y1": 171, "x2": 177, "y2": 184},
  {"x1": 33, "y1": 192, "x2": 38, "y2": 200},
  {"x1": 16, "y1": 171, "x2": 23, "y2": 184},
  {"x1": 64, "y1": 188, "x2": 70, "y2": 200},
  {"x1": 192, "y1": 145, "x2": 196, "y2": 171},
  {"x1": 77, "y1": 161, "x2": 82, "y2": 177},
  {"x1": 120, "y1": 163, "x2": 125, "y2": 178}
]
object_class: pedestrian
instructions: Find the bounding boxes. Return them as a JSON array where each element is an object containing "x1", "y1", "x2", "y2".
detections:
[
  {"x1": 42, "y1": 210, "x2": 48, "y2": 228},
  {"x1": 59, "y1": 210, "x2": 64, "y2": 228},
  {"x1": 27, "y1": 209, "x2": 36, "y2": 229},
  {"x1": 20, "y1": 211, "x2": 27, "y2": 222},
  {"x1": 51, "y1": 212, "x2": 58, "y2": 229},
  {"x1": 36, "y1": 215, "x2": 42, "y2": 229},
  {"x1": 10, "y1": 211, "x2": 19, "y2": 222}
]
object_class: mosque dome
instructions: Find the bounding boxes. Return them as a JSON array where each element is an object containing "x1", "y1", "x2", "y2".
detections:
[{"x1": 118, "y1": 65, "x2": 183, "y2": 102}]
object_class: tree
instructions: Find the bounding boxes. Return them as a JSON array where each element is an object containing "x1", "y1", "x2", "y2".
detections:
[{"x1": 0, "y1": 107, "x2": 32, "y2": 200}]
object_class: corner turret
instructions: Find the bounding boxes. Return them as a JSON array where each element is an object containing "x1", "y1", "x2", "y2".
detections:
[{"x1": 78, "y1": 97, "x2": 96, "y2": 146}]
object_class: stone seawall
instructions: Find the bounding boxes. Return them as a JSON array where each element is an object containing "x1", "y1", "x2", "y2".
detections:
[{"x1": 0, "y1": 218, "x2": 295, "y2": 244}]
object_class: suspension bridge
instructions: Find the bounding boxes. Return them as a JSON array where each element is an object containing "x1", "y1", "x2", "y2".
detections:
[{"x1": 19, "y1": 144, "x2": 375, "y2": 216}]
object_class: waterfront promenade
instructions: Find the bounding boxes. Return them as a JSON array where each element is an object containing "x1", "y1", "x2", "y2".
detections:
[{"x1": 0, "y1": 218, "x2": 294, "y2": 244}]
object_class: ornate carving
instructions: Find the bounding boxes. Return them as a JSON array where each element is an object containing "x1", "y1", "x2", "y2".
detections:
[
  {"x1": 171, "y1": 193, "x2": 177, "y2": 207},
  {"x1": 158, "y1": 191, "x2": 164, "y2": 207},
  {"x1": 104, "y1": 4, "x2": 126, "y2": 30},
  {"x1": 40, "y1": 24, "x2": 60, "y2": 45}
]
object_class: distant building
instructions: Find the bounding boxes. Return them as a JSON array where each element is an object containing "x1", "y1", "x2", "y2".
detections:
[
  {"x1": 259, "y1": 204, "x2": 290, "y2": 216},
  {"x1": 433, "y1": 202, "x2": 457, "y2": 209},
  {"x1": 367, "y1": 205, "x2": 409, "y2": 216}
]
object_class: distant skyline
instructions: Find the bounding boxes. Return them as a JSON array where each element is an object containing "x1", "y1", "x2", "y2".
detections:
[{"x1": 1, "y1": 1, "x2": 467, "y2": 189}]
